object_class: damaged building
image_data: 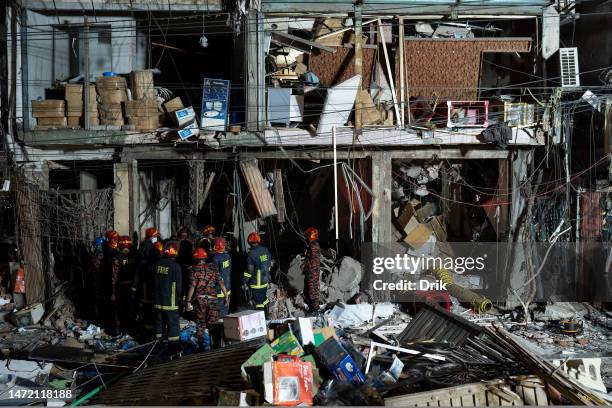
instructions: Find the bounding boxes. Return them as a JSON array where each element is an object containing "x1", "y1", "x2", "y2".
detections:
[{"x1": 0, "y1": 0, "x2": 611, "y2": 405}]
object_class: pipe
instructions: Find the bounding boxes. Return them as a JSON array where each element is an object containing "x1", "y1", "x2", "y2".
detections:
[{"x1": 433, "y1": 269, "x2": 492, "y2": 314}]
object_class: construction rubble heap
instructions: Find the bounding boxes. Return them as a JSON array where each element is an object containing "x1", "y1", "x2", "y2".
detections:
[{"x1": 0, "y1": 252, "x2": 611, "y2": 406}]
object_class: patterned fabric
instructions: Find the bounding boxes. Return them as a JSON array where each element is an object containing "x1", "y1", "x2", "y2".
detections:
[
  {"x1": 193, "y1": 298, "x2": 219, "y2": 341},
  {"x1": 188, "y1": 262, "x2": 222, "y2": 298},
  {"x1": 304, "y1": 241, "x2": 321, "y2": 311}
]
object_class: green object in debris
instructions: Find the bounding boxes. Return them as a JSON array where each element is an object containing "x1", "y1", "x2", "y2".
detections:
[
  {"x1": 50, "y1": 379, "x2": 72, "y2": 389},
  {"x1": 271, "y1": 330, "x2": 304, "y2": 357},
  {"x1": 241, "y1": 343, "x2": 275, "y2": 380}
]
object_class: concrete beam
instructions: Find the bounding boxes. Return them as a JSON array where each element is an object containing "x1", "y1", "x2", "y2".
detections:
[
  {"x1": 21, "y1": 0, "x2": 222, "y2": 12},
  {"x1": 113, "y1": 162, "x2": 130, "y2": 235}
]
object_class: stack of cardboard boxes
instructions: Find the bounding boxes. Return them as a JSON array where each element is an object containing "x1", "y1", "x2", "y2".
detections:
[
  {"x1": 163, "y1": 97, "x2": 199, "y2": 140},
  {"x1": 65, "y1": 84, "x2": 98, "y2": 127},
  {"x1": 96, "y1": 76, "x2": 128, "y2": 126},
  {"x1": 32, "y1": 100, "x2": 66, "y2": 129},
  {"x1": 124, "y1": 70, "x2": 161, "y2": 132}
]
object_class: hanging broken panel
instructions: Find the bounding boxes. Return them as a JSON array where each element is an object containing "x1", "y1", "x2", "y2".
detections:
[{"x1": 240, "y1": 160, "x2": 278, "y2": 218}]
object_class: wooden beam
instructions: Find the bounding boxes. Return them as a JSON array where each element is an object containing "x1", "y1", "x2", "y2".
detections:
[
  {"x1": 271, "y1": 31, "x2": 336, "y2": 53},
  {"x1": 377, "y1": 19, "x2": 401, "y2": 126},
  {"x1": 398, "y1": 16, "x2": 405, "y2": 128},
  {"x1": 354, "y1": 2, "x2": 363, "y2": 139}
]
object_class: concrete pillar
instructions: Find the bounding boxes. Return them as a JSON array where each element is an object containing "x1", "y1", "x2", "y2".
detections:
[
  {"x1": 158, "y1": 179, "x2": 172, "y2": 239},
  {"x1": 129, "y1": 160, "x2": 139, "y2": 238},
  {"x1": 371, "y1": 151, "x2": 393, "y2": 244},
  {"x1": 113, "y1": 162, "x2": 130, "y2": 235},
  {"x1": 79, "y1": 171, "x2": 97, "y2": 240}
]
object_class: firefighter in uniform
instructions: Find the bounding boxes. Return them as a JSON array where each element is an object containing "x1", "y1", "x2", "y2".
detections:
[
  {"x1": 211, "y1": 237, "x2": 232, "y2": 317},
  {"x1": 303, "y1": 227, "x2": 321, "y2": 314},
  {"x1": 113, "y1": 236, "x2": 136, "y2": 332},
  {"x1": 154, "y1": 242, "x2": 182, "y2": 350},
  {"x1": 243, "y1": 232, "x2": 272, "y2": 314},
  {"x1": 138, "y1": 227, "x2": 161, "y2": 266},
  {"x1": 197, "y1": 225, "x2": 216, "y2": 254},
  {"x1": 132, "y1": 241, "x2": 163, "y2": 334},
  {"x1": 185, "y1": 248, "x2": 229, "y2": 350}
]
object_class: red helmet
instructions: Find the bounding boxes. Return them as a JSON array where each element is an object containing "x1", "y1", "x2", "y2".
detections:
[
  {"x1": 118, "y1": 235, "x2": 133, "y2": 249},
  {"x1": 201, "y1": 225, "x2": 216, "y2": 236},
  {"x1": 247, "y1": 231, "x2": 261, "y2": 245},
  {"x1": 145, "y1": 227, "x2": 160, "y2": 239},
  {"x1": 212, "y1": 237, "x2": 226, "y2": 253},
  {"x1": 192, "y1": 247, "x2": 208, "y2": 260},
  {"x1": 163, "y1": 243, "x2": 178, "y2": 257},
  {"x1": 106, "y1": 230, "x2": 119, "y2": 240},
  {"x1": 152, "y1": 242, "x2": 164, "y2": 254},
  {"x1": 305, "y1": 227, "x2": 319, "y2": 242}
]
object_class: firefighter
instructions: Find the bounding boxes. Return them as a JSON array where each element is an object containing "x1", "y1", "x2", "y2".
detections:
[
  {"x1": 154, "y1": 242, "x2": 182, "y2": 350},
  {"x1": 185, "y1": 248, "x2": 229, "y2": 350},
  {"x1": 13, "y1": 263, "x2": 26, "y2": 309},
  {"x1": 132, "y1": 241, "x2": 163, "y2": 334},
  {"x1": 112, "y1": 236, "x2": 136, "y2": 332},
  {"x1": 303, "y1": 227, "x2": 321, "y2": 314},
  {"x1": 243, "y1": 232, "x2": 272, "y2": 314},
  {"x1": 139, "y1": 227, "x2": 161, "y2": 265},
  {"x1": 198, "y1": 225, "x2": 216, "y2": 254},
  {"x1": 211, "y1": 237, "x2": 232, "y2": 317}
]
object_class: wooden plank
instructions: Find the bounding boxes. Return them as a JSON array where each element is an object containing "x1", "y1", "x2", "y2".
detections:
[
  {"x1": 239, "y1": 159, "x2": 277, "y2": 218},
  {"x1": 271, "y1": 31, "x2": 336, "y2": 53},
  {"x1": 274, "y1": 167, "x2": 285, "y2": 223}
]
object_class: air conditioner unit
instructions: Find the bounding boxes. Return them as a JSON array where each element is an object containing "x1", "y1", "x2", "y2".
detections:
[{"x1": 559, "y1": 47, "x2": 580, "y2": 88}]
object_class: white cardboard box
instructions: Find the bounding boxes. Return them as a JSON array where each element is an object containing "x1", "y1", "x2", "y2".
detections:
[{"x1": 224, "y1": 310, "x2": 267, "y2": 341}]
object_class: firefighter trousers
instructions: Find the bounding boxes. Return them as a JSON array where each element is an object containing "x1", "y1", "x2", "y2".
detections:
[
  {"x1": 194, "y1": 297, "x2": 219, "y2": 342},
  {"x1": 155, "y1": 310, "x2": 180, "y2": 342}
]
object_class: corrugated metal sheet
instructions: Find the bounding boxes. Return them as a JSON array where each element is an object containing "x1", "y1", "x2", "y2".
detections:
[
  {"x1": 398, "y1": 302, "x2": 483, "y2": 346},
  {"x1": 395, "y1": 38, "x2": 532, "y2": 101},
  {"x1": 261, "y1": 0, "x2": 549, "y2": 14},
  {"x1": 385, "y1": 380, "x2": 524, "y2": 406},
  {"x1": 92, "y1": 340, "x2": 264, "y2": 406},
  {"x1": 240, "y1": 160, "x2": 278, "y2": 218}
]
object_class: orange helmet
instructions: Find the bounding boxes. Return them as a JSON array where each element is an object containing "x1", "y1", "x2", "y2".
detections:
[
  {"x1": 201, "y1": 225, "x2": 216, "y2": 236},
  {"x1": 106, "y1": 230, "x2": 119, "y2": 240},
  {"x1": 145, "y1": 227, "x2": 160, "y2": 239},
  {"x1": 192, "y1": 247, "x2": 208, "y2": 260},
  {"x1": 152, "y1": 242, "x2": 164, "y2": 254},
  {"x1": 212, "y1": 237, "x2": 226, "y2": 253},
  {"x1": 247, "y1": 231, "x2": 261, "y2": 245},
  {"x1": 305, "y1": 227, "x2": 319, "y2": 242},
  {"x1": 118, "y1": 235, "x2": 133, "y2": 249},
  {"x1": 163, "y1": 242, "x2": 178, "y2": 257}
]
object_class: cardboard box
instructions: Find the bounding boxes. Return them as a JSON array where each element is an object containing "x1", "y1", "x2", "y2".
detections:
[
  {"x1": 130, "y1": 70, "x2": 156, "y2": 100},
  {"x1": 173, "y1": 106, "x2": 196, "y2": 127},
  {"x1": 36, "y1": 117, "x2": 67, "y2": 127},
  {"x1": 317, "y1": 337, "x2": 365, "y2": 386},
  {"x1": 403, "y1": 216, "x2": 433, "y2": 249},
  {"x1": 65, "y1": 84, "x2": 97, "y2": 103},
  {"x1": 99, "y1": 89, "x2": 127, "y2": 104},
  {"x1": 177, "y1": 125, "x2": 199, "y2": 140},
  {"x1": 31, "y1": 100, "x2": 65, "y2": 118},
  {"x1": 271, "y1": 331, "x2": 304, "y2": 356},
  {"x1": 264, "y1": 356, "x2": 313, "y2": 406},
  {"x1": 66, "y1": 101, "x2": 98, "y2": 117},
  {"x1": 223, "y1": 310, "x2": 266, "y2": 341},
  {"x1": 96, "y1": 76, "x2": 127, "y2": 91},
  {"x1": 100, "y1": 117, "x2": 124, "y2": 126},
  {"x1": 124, "y1": 99, "x2": 159, "y2": 117},
  {"x1": 163, "y1": 96, "x2": 184, "y2": 113},
  {"x1": 99, "y1": 103, "x2": 123, "y2": 121},
  {"x1": 128, "y1": 116, "x2": 161, "y2": 132},
  {"x1": 312, "y1": 327, "x2": 336, "y2": 347}
]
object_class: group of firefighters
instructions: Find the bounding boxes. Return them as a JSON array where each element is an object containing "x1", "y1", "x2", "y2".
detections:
[{"x1": 94, "y1": 224, "x2": 321, "y2": 352}]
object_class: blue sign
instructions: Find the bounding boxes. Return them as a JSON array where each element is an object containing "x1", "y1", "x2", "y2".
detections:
[{"x1": 201, "y1": 78, "x2": 230, "y2": 131}]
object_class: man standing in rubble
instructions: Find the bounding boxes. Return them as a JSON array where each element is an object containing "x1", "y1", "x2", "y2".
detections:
[
  {"x1": 154, "y1": 242, "x2": 182, "y2": 351},
  {"x1": 132, "y1": 241, "x2": 163, "y2": 334},
  {"x1": 243, "y1": 232, "x2": 272, "y2": 314},
  {"x1": 185, "y1": 248, "x2": 229, "y2": 350},
  {"x1": 303, "y1": 227, "x2": 321, "y2": 314},
  {"x1": 113, "y1": 236, "x2": 136, "y2": 332},
  {"x1": 211, "y1": 237, "x2": 232, "y2": 317}
]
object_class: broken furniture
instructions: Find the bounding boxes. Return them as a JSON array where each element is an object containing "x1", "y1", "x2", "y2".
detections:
[{"x1": 267, "y1": 88, "x2": 304, "y2": 127}]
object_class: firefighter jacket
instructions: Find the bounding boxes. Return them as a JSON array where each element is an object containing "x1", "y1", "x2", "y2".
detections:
[
  {"x1": 153, "y1": 258, "x2": 182, "y2": 311},
  {"x1": 211, "y1": 252, "x2": 232, "y2": 297},
  {"x1": 244, "y1": 245, "x2": 271, "y2": 289}
]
